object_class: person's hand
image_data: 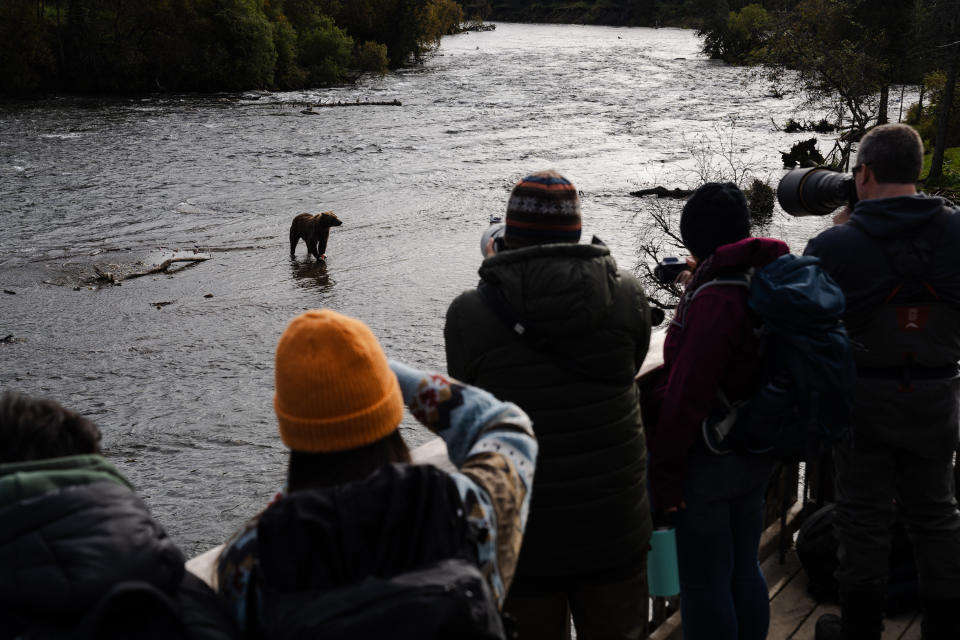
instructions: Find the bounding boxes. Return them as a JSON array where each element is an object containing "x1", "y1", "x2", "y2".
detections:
[
  {"x1": 652, "y1": 502, "x2": 686, "y2": 529},
  {"x1": 675, "y1": 257, "x2": 697, "y2": 286},
  {"x1": 833, "y1": 206, "x2": 851, "y2": 225},
  {"x1": 483, "y1": 236, "x2": 496, "y2": 258}
]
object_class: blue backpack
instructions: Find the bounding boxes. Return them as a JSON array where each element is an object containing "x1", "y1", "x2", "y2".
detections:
[{"x1": 698, "y1": 254, "x2": 856, "y2": 460}]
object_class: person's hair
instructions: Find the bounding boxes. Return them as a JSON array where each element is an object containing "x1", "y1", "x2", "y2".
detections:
[
  {"x1": 0, "y1": 391, "x2": 102, "y2": 464},
  {"x1": 856, "y1": 124, "x2": 924, "y2": 184},
  {"x1": 286, "y1": 429, "x2": 411, "y2": 492},
  {"x1": 680, "y1": 182, "x2": 751, "y2": 260}
]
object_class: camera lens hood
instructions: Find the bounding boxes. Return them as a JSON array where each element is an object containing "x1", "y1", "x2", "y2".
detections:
[{"x1": 777, "y1": 167, "x2": 853, "y2": 217}]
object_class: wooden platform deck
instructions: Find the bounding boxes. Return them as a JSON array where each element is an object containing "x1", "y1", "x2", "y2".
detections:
[
  {"x1": 763, "y1": 549, "x2": 922, "y2": 640},
  {"x1": 650, "y1": 516, "x2": 924, "y2": 640}
]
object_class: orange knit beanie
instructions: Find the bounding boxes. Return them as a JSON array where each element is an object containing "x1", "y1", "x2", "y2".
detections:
[{"x1": 274, "y1": 309, "x2": 403, "y2": 453}]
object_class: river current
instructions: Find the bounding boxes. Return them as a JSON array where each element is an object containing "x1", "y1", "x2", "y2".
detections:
[{"x1": 1, "y1": 24, "x2": 872, "y2": 554}]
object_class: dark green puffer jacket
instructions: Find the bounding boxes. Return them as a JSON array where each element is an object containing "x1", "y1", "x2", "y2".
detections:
[
  {"x1": 0, "y1": 455, "x2": 236, "y2": 640},
  {"x1": 444, "y1": 242, "x2": 652, "y2": 591}
]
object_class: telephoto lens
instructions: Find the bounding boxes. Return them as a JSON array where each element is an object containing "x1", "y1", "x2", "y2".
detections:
[{"x1": 777, "y1": 167, "x2": 857, "y2": 216}]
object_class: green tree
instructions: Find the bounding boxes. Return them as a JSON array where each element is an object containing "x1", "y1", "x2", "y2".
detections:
[
  {"x1": 357, "y1": 40, "x2": 389, "y2": 74},
  {"x1": 0, "y1": 1, "x2": 56, "y2": 92},
  {"x1": 213, "y1": 0, "x2": 277, "y2": 89},
  {"x1": 921, "y1": 0, "x2": 960, "y2": 179},
  {"x1": 298, "y1": 14, "x2": 353, "y2": 85},
  {"x1": 701, "y1": 3, "x2": 770, "y2": 64},
  {"x1": 756, "y1": 0, "x2": 889, "y2": 144}
]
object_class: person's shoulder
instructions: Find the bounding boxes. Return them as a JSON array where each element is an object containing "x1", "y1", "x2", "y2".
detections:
[
  {"x1": 448, "y1": 286, "x2": 481, "y2": 306},
  {"x1": 614, "y1": 267, "x2": 646, "y2": 294},
  {"x1": 804, "y1": 221, "x2": 865, "y2": 257},
  {"x1": 446, "y1": 286, "x2": 496, "y2": 328}
]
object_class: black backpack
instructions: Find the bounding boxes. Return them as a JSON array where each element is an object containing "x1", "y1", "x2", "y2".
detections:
[
  {"x1": 253, "y1": 463, "x2": 506, "y2": 640},
  {"x1": 796, "y1": 503, "x2": 919, "y2": 616},
  {"x1": 261, "y1": 558, "x2": 505, "y2": 640}
]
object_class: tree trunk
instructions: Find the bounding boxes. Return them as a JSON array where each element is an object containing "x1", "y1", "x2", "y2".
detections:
[
  {"x1": 930, "y1": 44, "x2": 959, "y2": 180},
  {"x1": 878, "y1": 85, "x2": 889, "y2": 125}
]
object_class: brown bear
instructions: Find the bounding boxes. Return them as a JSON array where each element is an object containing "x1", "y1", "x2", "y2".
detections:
[{"x1": 289, "y1": 211, "x2": 343, "y2": 261}]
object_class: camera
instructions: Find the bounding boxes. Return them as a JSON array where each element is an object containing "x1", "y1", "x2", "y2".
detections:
[
  {"x1": 777, "y1": 167, "x2": 858, "y2": 217},
  {"x1": 654, "y1": 257, "x2": 690, "y2": 285},
  {"x1": 481, "y1": 216, "x2": 506, "y2": 257}
]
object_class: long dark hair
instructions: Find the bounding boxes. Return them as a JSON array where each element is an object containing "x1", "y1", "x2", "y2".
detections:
[{"x1": 286, "y1": 429, "x2": 411, "y2": 493}]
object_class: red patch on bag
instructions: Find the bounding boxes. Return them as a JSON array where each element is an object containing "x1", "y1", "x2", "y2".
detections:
[{"x1": 897, "y1": 306, "x2": 928, "y2": 331}]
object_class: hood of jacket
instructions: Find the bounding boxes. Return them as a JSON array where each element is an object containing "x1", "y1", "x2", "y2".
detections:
[
  {"x1": 478, "y1": 242, "x2": 622, "y2": 338},
  {"x1": 684, "y1": 236, "x2": 790, "y2": 292},
  {"x1": 701, "y1": 236, "x2": 790, "y2": 277},
  {"x1": 0, "y1": 455, "x2": 185, "y2": 629},
  {"x1": 850, "y1": 194, "x2": 948, "y2": 239},
  {"x1": 0, "y1": 454, "x2": 132, "y2": 507}
]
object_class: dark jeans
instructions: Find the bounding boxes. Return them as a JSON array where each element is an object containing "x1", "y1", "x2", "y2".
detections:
[
  {"x1": 675, "y1": 452, "x2": 774, "y2": 640},
  {"x1": 834, "y1": 377, "x2": 960, "y2": 598}
]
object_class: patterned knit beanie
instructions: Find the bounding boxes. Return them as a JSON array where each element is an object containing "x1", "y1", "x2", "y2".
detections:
[
  {"x1": 680, "y1": 182, "x2": 751, "y2": 260},
  {"x1": 274, "y1": 309, "x2": 403, "y2": 453},
  {"x1": 504, "y1": 170, "x2": 582, "y2": 249}
]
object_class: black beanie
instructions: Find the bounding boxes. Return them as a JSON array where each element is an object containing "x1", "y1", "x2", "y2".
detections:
[{"x1": 680, "y1": 182, "x2": 751, "y2": 259}]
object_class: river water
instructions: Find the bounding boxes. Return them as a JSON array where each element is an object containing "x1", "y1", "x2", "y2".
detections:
[{"x1": 1, "y1": 24, "x2": 864, "y2": 554}]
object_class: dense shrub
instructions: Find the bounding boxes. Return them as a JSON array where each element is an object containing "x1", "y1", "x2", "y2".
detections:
[{"x1": 357, "y1": 41, "x2": 390, "y2": 75}]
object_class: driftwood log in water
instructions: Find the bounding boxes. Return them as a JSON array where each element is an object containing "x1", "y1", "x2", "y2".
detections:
[
  {"x1": 94, "y1": 256, "x2": 209, "y2": 284},
  {"x1": 192, "y1": 245, "x2": 264, "y2": 253},
  {"x1": 629, "y1": 186, "x2": 694, "y2": 199},
  {"x1": 302, "y1": 100, "x2": 401, "y2": 114}
]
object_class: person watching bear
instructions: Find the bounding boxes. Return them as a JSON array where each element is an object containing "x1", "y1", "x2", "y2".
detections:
[
  {"x1": 805, "y1": 123, "x2": 960, "y2": 640},
  {"x1": 216, "y1": 309, "x2": 537, "y2": 638},
  {"x1": 445, "y1": 170, "x2": 653, "y2": 640},
  {"x1": 0, "y1": 391, "x2": 235, "y2": 640}
]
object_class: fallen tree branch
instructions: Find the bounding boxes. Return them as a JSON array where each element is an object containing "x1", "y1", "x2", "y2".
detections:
[
  {"x1": 94, "y1": 256, "x2": 209, "y2": 283},
  {"x1": 302, "y1": 99, "x2": 401, "y2": 113},
  {"x1": 93, "y1": 266, "x2": 119, "y2": 284},
  {"x1": 192, "y1": 245, "x2": 263, "y2": 253},
  {"x1": 123, "y1": 256, "x2": 208, "y2": 280},
  {"x1": 630, "y1": 186, "x2": 694, "y2": 199}
]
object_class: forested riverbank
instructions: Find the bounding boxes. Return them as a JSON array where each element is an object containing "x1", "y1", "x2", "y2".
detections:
[{"x1": 1, "y1": 0, "x2": 464, "y2": 93}]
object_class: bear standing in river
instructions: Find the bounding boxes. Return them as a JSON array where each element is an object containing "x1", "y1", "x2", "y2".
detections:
[{"x1": 289, "y1": 211, "x2": 342, "y2": 261}]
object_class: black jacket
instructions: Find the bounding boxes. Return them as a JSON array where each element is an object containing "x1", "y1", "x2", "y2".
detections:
[
  {"x1": 445, "y1": 242, "x2": 652, "y2": 590},
  {"x1": 805, "y1": 195, "x2": 960, "y2": 456},
  {"x1": 804, "y1": 195, "x2": 960, "y2": 320},
  {"x1": 0, "y1": 455, "x2": 235, "y2": 640}
]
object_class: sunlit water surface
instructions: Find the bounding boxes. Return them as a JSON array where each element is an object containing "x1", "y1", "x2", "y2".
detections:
[{"x1": 1, "y1": 24, "x2": 861, "y2": 554}]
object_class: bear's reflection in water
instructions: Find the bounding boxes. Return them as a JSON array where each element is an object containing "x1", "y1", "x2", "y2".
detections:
[{"x1": 290, "y1": 259, "x2": 336, "y2": 293}]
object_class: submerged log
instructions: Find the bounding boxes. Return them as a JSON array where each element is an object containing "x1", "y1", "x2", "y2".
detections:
[
  {"x1": 192, "y1": 245, "x2": 264, "y2": 253},
  {"x1": 630, "y1": 186, "x2": 694, "y2": 199},
  {"x1": 302, "y1": 99, "x2": 401, "y2": 114},
  {"x1": 94, "y1": 256, "x2": 209, "y2": 284}
]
